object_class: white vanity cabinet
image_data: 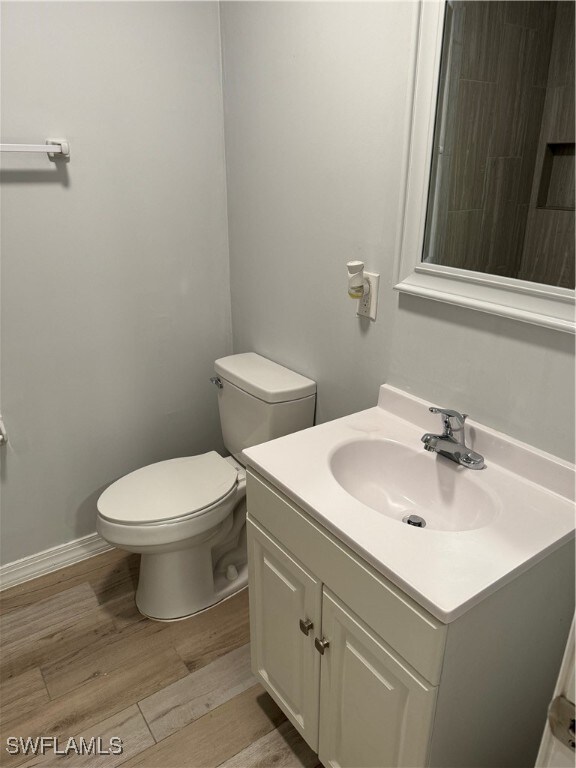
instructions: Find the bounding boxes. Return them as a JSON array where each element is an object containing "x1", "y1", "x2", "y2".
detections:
[
  {"x1": 318, "y1": 589, "x2": 436, "y2": 768},
  {"x1": 248, "y1": 520, "x2": 322, "y2": 750},
  {"x1": 246, "y1": 469, "x2": 575, "y2": 768},
  {"x1": 248, "y1": 519, "x2": 435, "y2": 766}
]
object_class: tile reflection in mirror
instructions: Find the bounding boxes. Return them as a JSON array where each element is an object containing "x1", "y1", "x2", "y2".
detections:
[{"x1": 423, "y1": 0, "x2": 575, "y2": 289}]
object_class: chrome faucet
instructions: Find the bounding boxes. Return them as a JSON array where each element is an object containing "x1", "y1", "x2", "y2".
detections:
[{"x1": 421, "y1": 407, "x2": 485, "y2": 470}]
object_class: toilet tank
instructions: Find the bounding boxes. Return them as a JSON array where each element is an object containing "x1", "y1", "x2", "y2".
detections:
[{"x1": 214, "y1": 353, "x2": 316, "y2": 462}]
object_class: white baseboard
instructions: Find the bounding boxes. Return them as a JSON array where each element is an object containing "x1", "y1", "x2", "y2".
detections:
[{"x1": 0, "y1": 533, "x2": 113, "y2": 591}]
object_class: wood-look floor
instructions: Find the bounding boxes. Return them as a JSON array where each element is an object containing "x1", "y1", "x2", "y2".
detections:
[{"x1": 0, "y1": 550, "x2": 320, "y2": 768}]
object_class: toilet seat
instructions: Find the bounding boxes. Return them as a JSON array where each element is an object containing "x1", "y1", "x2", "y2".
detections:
[{"x1": 97, "y1": 452, "x2": 238, "y2": 526}]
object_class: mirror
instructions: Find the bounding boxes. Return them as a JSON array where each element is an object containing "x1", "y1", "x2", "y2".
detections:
[{"x1": 422, "y1": 1, "x2": 575, "y2": 290}]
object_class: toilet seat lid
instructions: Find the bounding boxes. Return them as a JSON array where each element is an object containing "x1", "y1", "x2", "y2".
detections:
[{"x1": 97, "y1": 452, "x2": 238, "y2": 525}]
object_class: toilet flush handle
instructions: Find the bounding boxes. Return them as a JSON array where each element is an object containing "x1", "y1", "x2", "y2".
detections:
[{"x1": 210, "y1": 376, "x2": 223, "y2": 389}]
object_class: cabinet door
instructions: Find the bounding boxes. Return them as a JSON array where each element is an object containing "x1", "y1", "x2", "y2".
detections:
[
  {"x1": 319, "y1": 589, "x2": 437, "y2": 768},
  {"x1": 247, "y1": 519, "x2": 322, "y2": 751}
]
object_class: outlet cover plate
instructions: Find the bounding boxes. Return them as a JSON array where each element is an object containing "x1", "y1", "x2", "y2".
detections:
[{"x1": 357, "y1": 272, "x2": 380, "y2": 320}]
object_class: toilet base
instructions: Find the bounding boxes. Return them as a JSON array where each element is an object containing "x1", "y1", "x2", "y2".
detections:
[
  {"x1": 135, "y1": 548, "x2": 248, "y2": 621},
  {"x1": 137, "y1": 569, "x2": 248, "y2": 622}
]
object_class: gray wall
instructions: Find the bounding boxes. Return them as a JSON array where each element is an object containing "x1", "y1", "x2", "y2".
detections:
[
  {"x1": 0, "y1": 2, "x2": 232, "y2": 563},
  {"x1": 222, "y1": 1, "x2": 575, "y2": 461},
  {"x1": 221, "y1": 1, "x2": 417, "y2": 424},
  {"x1": 389, "y1": 297, "x2": 575, "y2": 460}
]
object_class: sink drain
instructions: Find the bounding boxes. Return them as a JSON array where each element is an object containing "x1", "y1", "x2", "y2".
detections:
[{"x1": 402, "y1": 514, "x2": 426, "y2": 528}]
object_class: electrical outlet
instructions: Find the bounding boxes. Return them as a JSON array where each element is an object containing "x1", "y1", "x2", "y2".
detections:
[
  {"x1": 358, "y1": 292, "x2": 371, "y2": 316},
  {"x1": 357, "y1": 272, "x2": 379, "y2": 320}
]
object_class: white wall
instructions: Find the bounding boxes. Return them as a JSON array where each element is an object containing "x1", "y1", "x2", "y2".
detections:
[
  {"x1": 221, "y1": 1, "x2": 575, "y2": 462},
  {"x1": 0, "y1": 2, "x2": 232, "y2": 563}
]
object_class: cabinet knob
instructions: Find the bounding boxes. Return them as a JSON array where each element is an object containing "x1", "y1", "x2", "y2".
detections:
[
  {"x1": 315, "y1": 636, "x2": 330, "y2": 655},
  {"x1": 299, "y1": 618, "x2": 314, "y2": 636}
]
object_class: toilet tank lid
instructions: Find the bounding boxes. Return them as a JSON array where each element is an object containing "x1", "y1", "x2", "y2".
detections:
[{"x1": 214, "y1": 353, "x2": 316, "y2": 404}]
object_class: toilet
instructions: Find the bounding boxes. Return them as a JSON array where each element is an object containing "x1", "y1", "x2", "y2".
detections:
[{"x1": 96, "y1": 353, "x2": 316, "y2": 620}]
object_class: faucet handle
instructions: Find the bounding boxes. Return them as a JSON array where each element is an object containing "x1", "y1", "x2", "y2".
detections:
[{"x1": 429, "y1": 407, "x2": 467, "y2": 435}]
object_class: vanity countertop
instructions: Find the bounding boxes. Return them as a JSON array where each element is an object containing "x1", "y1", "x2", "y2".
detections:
[{"x1": 243, "y1": 385, "x2": 575, "y2": 622}]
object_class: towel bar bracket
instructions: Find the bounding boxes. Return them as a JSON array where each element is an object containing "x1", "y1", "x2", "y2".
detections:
[{"x1": 47, "y1": 138, "x2": 70, "y2": 158}]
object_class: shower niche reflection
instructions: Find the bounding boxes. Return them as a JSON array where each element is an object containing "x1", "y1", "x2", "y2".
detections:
[{"x1": 423, "y1": 0, "x2": 575, "y2": 289}]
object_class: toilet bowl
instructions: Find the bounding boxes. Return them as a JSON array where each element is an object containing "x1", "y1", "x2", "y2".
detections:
[
  {"x1": 97, "y1": 453, "x2": 246, "y2": 619},
  {"x1": 96, "y1": 353, "x2": 316, "y2": 620}
]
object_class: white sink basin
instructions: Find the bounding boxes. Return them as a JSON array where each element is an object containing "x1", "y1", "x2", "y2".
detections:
[
  {"x1": 244, "y1": 384, "x2": 575, "y2": 622},
  {"x1": 329, "y1": 438, "x2": 499, "y2": 531}
]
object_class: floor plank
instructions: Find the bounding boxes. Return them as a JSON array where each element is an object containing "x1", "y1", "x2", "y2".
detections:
[
  {"x1": 99, "y1": 592, "x2": 146, "y2": 632},
  {"x1": 0, "y1": 608, "x2": 118, "y2": 685},
  {"x1": 0, "y1": 668, "x2": 50, "y2": 727},
  {"x1": 88, "y1": 555, "x2": 139, "y2": 607},
  {"x1": 218, "y1": 720, "x2": 320, "y2": 768},
  {"x1": 41, "y1": 590, "x2": 250, "y2": 700},
  {"x1": 169, "y1": 589, "x2": 250, "y2": 672},
  {"x1": 138, "y1": 644, "x2": 255, "y2": 742},
  {"x1": 120, "y1": 686, "x2": 286, "y2": 768},
  {"x1": 18, "y1": 705, "x2": 154, "y2": 768},
  {"x1": 40, "y1": 616, "x2": 164, "y2": 699},
  {"x1": 0, "y1": 550, "x2": 129, "y2": 614},
  {"x1": 1, "y1": 649, "x2": 188, "y2": 768},
  {"x1": 1, "y1": 584, "x2": 99, "y2": 650}
]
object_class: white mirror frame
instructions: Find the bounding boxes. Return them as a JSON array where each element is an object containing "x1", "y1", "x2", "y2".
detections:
[{"x1": 395, "y1": 1, "x2": 575, "y2": 334}]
